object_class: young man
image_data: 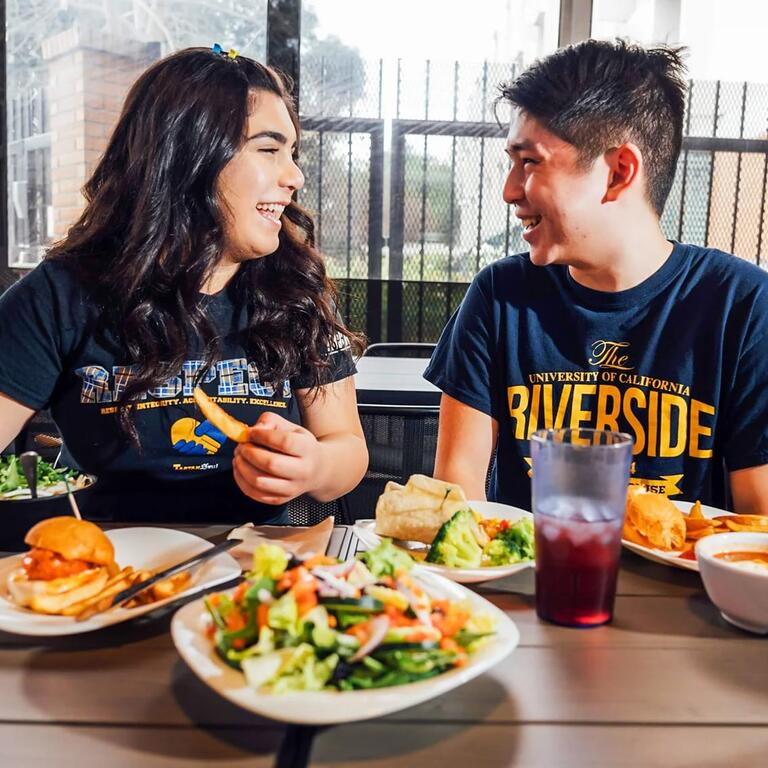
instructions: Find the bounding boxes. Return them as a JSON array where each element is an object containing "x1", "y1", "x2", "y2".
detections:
[{"x1": 424, "y1": 39, "x2": 768, "y2": 514}]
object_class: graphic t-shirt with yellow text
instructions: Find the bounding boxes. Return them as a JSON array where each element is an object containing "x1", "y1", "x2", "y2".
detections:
[{"x1": 425, "y1": 242, "x2": 768, "y2": 510}]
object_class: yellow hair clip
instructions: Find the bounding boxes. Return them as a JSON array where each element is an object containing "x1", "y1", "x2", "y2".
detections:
[{"x1": 212, "y1": 43, "x2": 238, "y2": 60}]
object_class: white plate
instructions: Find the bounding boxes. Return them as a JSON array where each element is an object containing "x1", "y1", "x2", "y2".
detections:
[
  {"x1": 621, "y1": 501, "x2": 734, "y2": 572},
  {"x1": 0, "y1": 528, "x2": 241, "y2": 636},
  {"x1": 171, "y1": 568, "x2": 520, "y2": 724},
  {"x1": 353, "y1": 500, "x2": 535, "y2": 584}
]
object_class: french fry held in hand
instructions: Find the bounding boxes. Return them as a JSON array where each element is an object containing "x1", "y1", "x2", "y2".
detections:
[{"x1": 193, "y1": 387, "x2": 250, "y2": 443}]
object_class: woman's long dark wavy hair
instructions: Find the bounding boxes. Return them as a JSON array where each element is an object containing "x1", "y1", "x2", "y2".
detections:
[{"x1": 47, "y1": 47, "x2": 361, "y2": 445}]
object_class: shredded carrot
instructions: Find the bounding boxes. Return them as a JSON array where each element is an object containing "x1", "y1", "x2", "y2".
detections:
[
  {"x1": 257, "y1": 603, "x2": 270, "y2": 629},
  {"x1": 327, "y1": 614, "x2": 337, "y2": 628},
  {"x1": 278, "y1": 566, "x2": 309, "y2": 592},
  {"x1": 225, "y1": 611, "x2": 246, "y2": 632},
  {"x1": 431, "y1": 602, "x2": 470, "y2": 637},
  {"x1": 291, "y1": 576, "x2": 318, "y2": 599},
  {"x1": 232, "y1": 637, "x2": 247, "y2": 650},
  {"x1": 440, "y1": 637, "x2": 460, "y2": 653},
  {"x1": 345, "y1": 621, "x2": 371, "y2": 642},
  {"x1": 233, "y1": 582, "x2": 248, "y2": 603},
  {"x1": 303, "y1": 554, "x2": 338, "y2": 569},
  {"x1": 296, "y1": 592, "x2": 319, "y2": 616},
  {"x1": 384, "y1": 605, "x2": 418, "y2": 627}
]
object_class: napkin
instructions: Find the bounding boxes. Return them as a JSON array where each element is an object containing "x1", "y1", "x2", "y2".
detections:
[{"x1": 226, "y1": 516, "x2": 335, "y2": 571}]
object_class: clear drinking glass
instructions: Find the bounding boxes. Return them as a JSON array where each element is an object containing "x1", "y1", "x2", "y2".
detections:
[{"x1": 530, "y1": 428, "x2": 634, "y2": 627}]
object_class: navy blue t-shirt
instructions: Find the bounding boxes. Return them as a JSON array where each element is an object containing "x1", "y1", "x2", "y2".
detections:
[
  {"x1": 424, "y1": 242, "x2": 768, "y2": 510},
  {"x1": 0, "y1": 259, "x2": 355, "y2": 523}
]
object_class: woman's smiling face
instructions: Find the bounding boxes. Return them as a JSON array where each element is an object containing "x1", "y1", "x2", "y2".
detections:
[{"x1": 217, "y1": 90, "x2": 305, "y2": 265}]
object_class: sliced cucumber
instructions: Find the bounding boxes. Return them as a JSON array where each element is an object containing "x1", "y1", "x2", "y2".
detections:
[{"x1": 319, "y1": 596, "x2": 385, "y2": 613}]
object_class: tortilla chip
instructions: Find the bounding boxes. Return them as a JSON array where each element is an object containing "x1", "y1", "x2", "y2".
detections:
[
  {"x1": 685, "y1": 527, "x2": 717, "y2": 541},
  {"x1": 688, "y1": 500, "x2": 704, "y2": 519},
  {"x1": 684, "y1": 517, "x2": 721, "y2": 533}
]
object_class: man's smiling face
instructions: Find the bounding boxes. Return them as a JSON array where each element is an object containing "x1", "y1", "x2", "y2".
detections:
[{"x1": 503, "y1": 110, "x2": 611, "y2": 268}]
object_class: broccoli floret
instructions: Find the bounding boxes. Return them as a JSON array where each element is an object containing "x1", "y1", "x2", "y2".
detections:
[
  {"x1": 426, "y1": 509, "x2": 484, "y2": 568},
  {"x1": 357, "y1": 538, "x2": 413, "y2": 578},
  {"x1": 482, "y1": 518, "x2": 535, "y2": 566}
]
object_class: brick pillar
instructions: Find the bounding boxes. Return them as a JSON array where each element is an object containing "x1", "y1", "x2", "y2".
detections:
[{"x1": 42, "y1": 27, "x2": 159, "y2": 239}]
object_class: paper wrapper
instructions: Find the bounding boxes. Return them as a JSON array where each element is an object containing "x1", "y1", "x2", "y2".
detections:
[{"x1": 226, "y1": 516, "x2": 335, "y2": 571}]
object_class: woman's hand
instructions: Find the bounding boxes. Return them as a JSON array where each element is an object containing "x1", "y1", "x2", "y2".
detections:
[{"x1": 232, "y1": 411, "x2": 325, "y2": 505}]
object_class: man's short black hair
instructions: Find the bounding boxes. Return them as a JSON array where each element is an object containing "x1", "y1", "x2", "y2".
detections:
[{"x1": 499, "y1": 39, "x2": 687, "y2": 215}]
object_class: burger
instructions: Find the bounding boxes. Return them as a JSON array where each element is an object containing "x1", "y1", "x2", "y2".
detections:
[{"x1": 7, "y1": 517, "x2": 117, "y2": 614}]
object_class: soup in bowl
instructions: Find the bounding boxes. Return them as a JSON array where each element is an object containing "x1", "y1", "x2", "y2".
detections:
[{"x1": 696, "y1": 531, "x2": 768, "y2": 635}]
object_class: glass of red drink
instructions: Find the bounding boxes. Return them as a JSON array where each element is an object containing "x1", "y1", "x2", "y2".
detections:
[{"x1": 530, "y1": 428, "x2": 634, "y2": 627}]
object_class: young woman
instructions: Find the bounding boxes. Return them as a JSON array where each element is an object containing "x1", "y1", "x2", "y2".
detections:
[{"x1": 0, "y1": 47, "x2": 368, "y2": 523}]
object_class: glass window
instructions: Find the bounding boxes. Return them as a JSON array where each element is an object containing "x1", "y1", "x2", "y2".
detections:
[
  {"x1": 5, "y1": 0, "x2": 267, "y2": 267},
  {"x1": 591, "y1": 0, "x2": 768, "y2": 266},
  {"x1": 591, "y1": 0, "x2": 767, "y2": 81},
  {"x1": 299, "y1": 0, "x2": 561, "y2": 289}
]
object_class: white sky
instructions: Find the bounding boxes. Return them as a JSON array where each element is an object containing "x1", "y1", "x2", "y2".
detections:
[
  {"x1": 308, "y1": 0, "x2": 560, "y2": 66},
  {"x1": 679, "y1": 0, "x2": 768, "y2": 81},
  {"x1": 307, "y1": 0, "x2": 768, "y2": 82}
]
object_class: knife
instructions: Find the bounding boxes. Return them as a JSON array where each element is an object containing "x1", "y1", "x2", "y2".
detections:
[{"x1": 76, "y1": 538, "x2": 241, "y2": 621}]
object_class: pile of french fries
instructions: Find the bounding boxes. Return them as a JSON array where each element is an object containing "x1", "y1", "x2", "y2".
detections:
[
  {"x1": 680, "y1": 501, "x2": 768, "y2": 554},
  {"x1": 63, "y1": 567, "x2": 192, "y2": 622}
]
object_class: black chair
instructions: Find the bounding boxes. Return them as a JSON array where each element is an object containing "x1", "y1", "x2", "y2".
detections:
[
  {"x1": 287, "y1": 495, "x2": 348, "y2": 526},
  {"x1": 362, "y1": 342, "x2": 436, "y2": 359},
  {"x1": 340, "y1": 403, "x2": 439, "y2": 522}
]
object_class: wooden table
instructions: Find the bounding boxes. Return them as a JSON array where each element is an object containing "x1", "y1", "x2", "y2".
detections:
[{"x1": 1, "y1": 525, "x2": 766, "y2": 767}]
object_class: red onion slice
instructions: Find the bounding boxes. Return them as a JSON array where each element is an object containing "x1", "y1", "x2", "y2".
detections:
[{"x1": 350, "y1": 615, "x2": 391, "y2": 662}]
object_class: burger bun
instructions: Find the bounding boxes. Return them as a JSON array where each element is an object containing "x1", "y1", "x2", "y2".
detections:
[{"x1": 24, "y1": 516, "x2": 114, "y2": 566}]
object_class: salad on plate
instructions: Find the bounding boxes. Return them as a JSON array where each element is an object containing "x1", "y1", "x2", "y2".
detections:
[
  {"x1": 0, "y1": 455, "x2": 91, "y2": 500},
  {"x1": 203, "y1": 540, "x2": 496, "y2": 693}
]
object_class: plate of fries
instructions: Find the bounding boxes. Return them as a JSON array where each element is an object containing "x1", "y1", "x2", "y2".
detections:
[
  {"x1": 622, "y1": 497, "x2": 768, "y2": 572},
  {"x1": 0, "y1": 528, "x2": 241, "y2": 635}
]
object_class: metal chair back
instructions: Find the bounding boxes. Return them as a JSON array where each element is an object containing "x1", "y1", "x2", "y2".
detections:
[
  {"x1": 287, "y1": 495, "x2": 348, "y2": 526},
  {"x1": 341, "y1": 403, "x2": 439, "y2": 522}
]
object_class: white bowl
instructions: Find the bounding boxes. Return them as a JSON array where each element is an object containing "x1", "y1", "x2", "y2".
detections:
[{"x1": 696, "y1": 532, "x2": 768, "y2": 634}]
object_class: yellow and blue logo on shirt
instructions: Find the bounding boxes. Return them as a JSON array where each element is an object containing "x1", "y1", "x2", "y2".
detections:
[{"x1": 170, "y1": 417, "x2": 226, "y2": 455}]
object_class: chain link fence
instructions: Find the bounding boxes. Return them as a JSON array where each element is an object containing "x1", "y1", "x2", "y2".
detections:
[
  {"x1": 298, "y1": 57, "x2": 768, "y2": 343},
  {"x1": 6, "y1": 52, "x2": 767, "y2": 342}
]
